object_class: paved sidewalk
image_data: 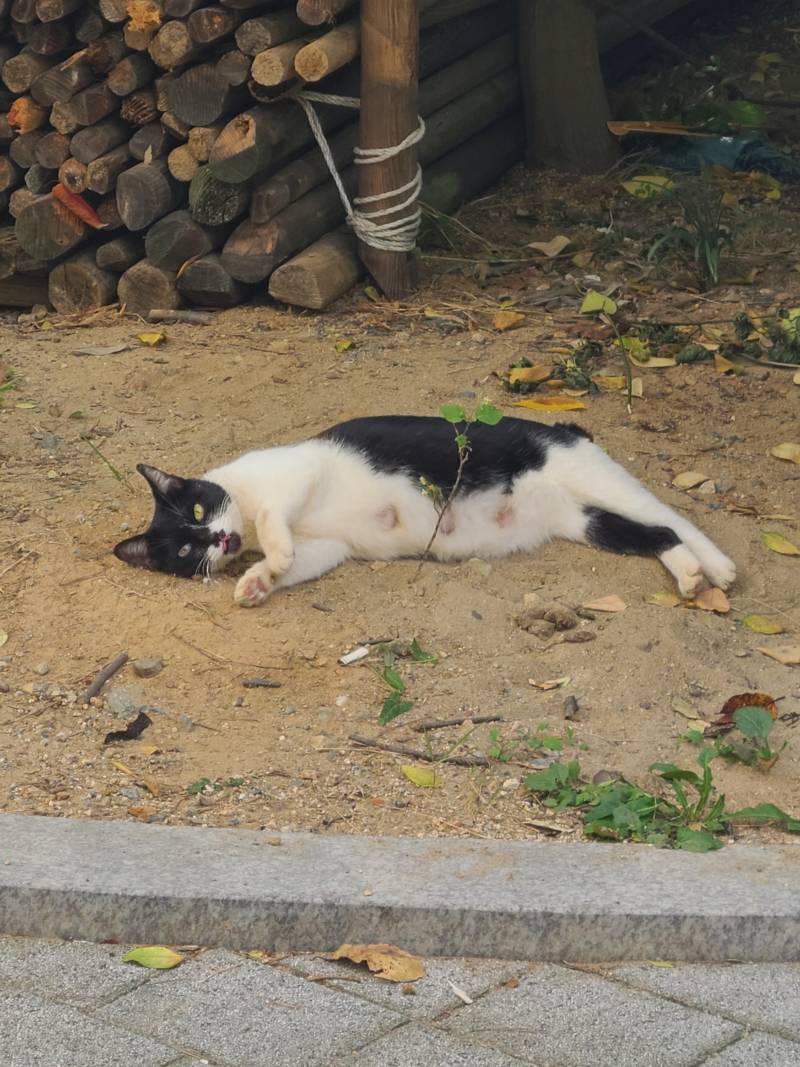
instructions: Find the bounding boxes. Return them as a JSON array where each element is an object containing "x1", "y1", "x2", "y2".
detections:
[{"x1": 2, "y1": 937, "x2": 800, "y2": 1066}]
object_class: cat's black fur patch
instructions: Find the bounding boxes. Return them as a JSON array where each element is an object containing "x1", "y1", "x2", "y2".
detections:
[
  {"x1": 583, "y1": 506, "x2": 679, "y2": 557},
  {"x1": 320, "y1": 415, "x2": 590, "y2": 495},
  {"x1": 114, "y1": 465, "x2": 230, "y2": 577}
]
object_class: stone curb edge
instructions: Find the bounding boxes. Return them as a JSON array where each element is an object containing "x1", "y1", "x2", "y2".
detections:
[{"x1": 1, "y1": 813, "x2": 799, "y2": 961}]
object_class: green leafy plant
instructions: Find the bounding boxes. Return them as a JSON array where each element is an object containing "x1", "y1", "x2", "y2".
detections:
[
  {"x1": 187, "y1": 775, "x2": 244, "y2": 795},
  {"x1": 648, "y1": 180, "x2": 733, "y2": 289},
  {"x1": 686, "y1": 705, "x2": 786, "y2": 767},
  {"x1": 373, "y1": 637, "x2": 437, "y2": 726},
  {"x1": 487, "y1": 722, "x2": 582, "y2": 763},
  {"x1": 525, "y1": 750, "x2": 800, "y2": 852},
  {"x1": 728, "y1": 308, "x2": 800, "y2": 366}
]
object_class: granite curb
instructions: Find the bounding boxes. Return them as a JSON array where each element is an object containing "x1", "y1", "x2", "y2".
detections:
[{"x1": 1, "y1": 813, "x2": 799, "y2": 960}]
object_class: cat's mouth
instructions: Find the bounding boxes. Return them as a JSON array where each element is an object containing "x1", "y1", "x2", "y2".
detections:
[{"x1": 215, "y1": 532, "x2": 242, "y2": 555}]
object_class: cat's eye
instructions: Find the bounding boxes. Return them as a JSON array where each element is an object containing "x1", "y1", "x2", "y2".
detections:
[
  {"x1": 193, "y1": 503, "x2": 205, "y2": 522},
  {"x1": 178, "y1": 544, "x2": 192, "y2": 558}
]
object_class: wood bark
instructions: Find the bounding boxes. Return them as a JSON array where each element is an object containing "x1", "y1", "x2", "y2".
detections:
[
  {"x1": 30, "y1": 52, "x2": 93, "y2": 104},
  {"x1": 7, "y1": 93, "x2": 47, "y2": 132},
  {"x1": 128, "y1": 121, "x2": 174, "y2": 159},
  {"x1": 86, "y1": 142, "x2": 131, "y2": 192},
  {"x1": 357, "y1": 0, "x2": 418, "y2": 297},
  {"x1": 74, "y1": 8, "x2": 108, "y2": 43},
  {"x1": 107, "y1": 53, "x2": 156, "y2": 95},
  {"x1": 148, "y1": 19, "x2": 201, "y2": 68},
  {"x1": 14, "y1": 189, "x2": 88, "y2": 258},
  {"x1": 176, "y1": 252, "x2": 243, "y2": 305},
  {"x1": 267, "y1": 229, "x2": 359, "y2": 308},
  {"x1": 235, "y1": 9, "x2": 304, "y2": 54},
  {"x1": 62, "y1": 82, "x2": 118, "y2": 126},
  {"x1": 48, "y1": 250, "x2": 117, "y2": 311},
  {"x1": 166, "y1": 61, "x2": 248, "y2": 126},
  {"x1": 27, "y1": 18, "x2": 72, "y2": 55},
  {"x1": 2, "y1": 51, "x2": 53, "y2": 93},
  {"x1": 116, "y1": 157, "x2": 183, "y2": 229},
  {"x1": 9, "y1": 127, "x2": 44, "y2": 165},
  {"x1": 251, "y1": 38, "x2": 308, "y2": 86},
  {"x1": 295, "y1": 0, "x2": 356, "y2": 27},
  {"x1": 95, "y1": 232, "x2": 144, "y2": 271},
  {"x1": 120, "y1": 87, "x2": 158, "y2": 124},
  {"x1": 71, "y1": 116, "x2": 128, "y2": 162},
  {"x1": 117, "y1": 258, "x2": 180, "y2": 311},
  {"x1": 8, "y1": 186, "x2": 38, "y2": 216},
  {"x1": 188, "y1": 163, "x2": 248, "y2": 224},
  {"x1": 145, "y1": 206, "x2": 230, "y2": 268},
  {"x1": 34, "y1": 128, "x2": 70, "y2": 168},
  {"x1": 187, "y1": 122, "x2": 222, "y2": 161},
  {"x1": 187, "y1": 5, "x2": 239, "y2": 45},
  {"x1": 518, "y1": 0, "x2": 617, "y2": 172},
  {"x1": 215, "y1": 48, "x2": 251, "y2": 85},
  {"x1": 24, "y1": 161, "x2": 56, "y2": 192}
]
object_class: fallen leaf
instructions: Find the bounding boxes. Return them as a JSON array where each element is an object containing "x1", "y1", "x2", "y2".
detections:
[
  {"x1": 689, "y1": 587, "x2": 731, "y2": 613},
  {"x1": 770, "y1": 443, "x2": 800, "y2": 465},
  {"x1": 111, "y1": 759, "x2": 135, "y2": 776},
  {"x1": 794, "y1": 369, "x2": 800, "y2": 385},
  {"x1": 672, "y1": 697, "x2": 700, "y2": 720},
  {"x1": 52, "y1": 183, "x2": 107, "y2": 229},
  {"x1": 0, "y1": 630, "x2": 7, "y2": 647},
  {"x1": 127, "y1": 805, "x2": 155, "y2": 821},
  {"x1": 247, "y1": 949, "x2": 267, "y2": 959},
  {"x1": 763, "y1": 531, "x2": 800, "y2": 556},
  {"x1": 592, "y1": 375, "x2": 626, "y2": 390},
  {"x1": 741, "y1": 615, "x2": 784, "y2": 635},
  {"x1": 138, "y1": 744, "x2": 162, "y2": 756},
  {"x1": 15, "y1": 402, "x2": 35, "y2": 409},
  {"x1": 582, "y1": 595, "x2": 626, "y2": 613},
  {"x1": 140, "y1": 776, "x2": 161, "y2": 798},
  {"x1": 335, "y1": 338, "x2": 354, "y2": 352},
  {"x1": 672, "y1": 471, "x2": 709, "y2": 490},
  {"x1": 448, "y1": 981, "x2": 473, "y2": 1004},
  {"x1": 528, "y1": 676, "x2": 571, "y2": 690},
  {"x1": 705, "y1": 691, "x2": 778, "y2": 737},
  {"x1": 622, "y1": 174, "x2": 674, "y2": 198},
  {"x1": 757, "y1": 645, "x2": 800, "y2": 666},
  {"x1": 137, "y1": 332, "x2": 165, "y2": 346},
  {"x1": 123, "y1": 946, "x2": 184, "y2": 969},
  {"x1": 527, "y1": 234, "x2": 570, "y2": 257},
  {"x1": 580, "y1": 290, "x2": 617, "y2": 315},
  {"x1": 714, "y1": 352, "x2": 737, "y2": 374},
  {"x1": 514, "y1": 397, "x2": 586, "y2": 412},
  {"x1": 493, "y1": 310, "x2": 526, "y2": 332},
  {"x1": 329, "y1": 944, "x2": 425, "y2": 983},
  {"x1": 74, "y1": 343, "x2": 132, "y2": 357},
  {"x1": 572, "y1": 250, "x2": 594, "y2": 268},
  {"x1": 402, "y1": 765, "x2": 443, "y2": 788},
  {"x1": 646, "y1": 591, "x2": 681, "y2": 608},
  {"x1": 508, "y1": 364, "x2": 552, "y2": 386}
]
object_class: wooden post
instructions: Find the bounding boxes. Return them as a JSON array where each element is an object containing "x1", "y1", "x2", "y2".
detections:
[
  {"x1": 518, "y1": 0, "x2": 617, "y2": 173},
  {"x1": 357, "y1": 0, "x2": 419, "y2": 299}
]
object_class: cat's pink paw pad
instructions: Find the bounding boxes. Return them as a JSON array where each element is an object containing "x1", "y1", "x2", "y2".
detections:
[{"x1": 234, "y1": 574, "x2": 270, "y2": 608}]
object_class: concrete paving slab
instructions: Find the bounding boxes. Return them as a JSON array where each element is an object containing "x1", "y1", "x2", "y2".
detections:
[
  {"x1": 281, "y1": 952, "x2": 529, "y2": 1020},
  {"x1": 0, "y1": 935, "x2": 152, "y2": 1007},
  {"x1": 439, "y1": 963, "x2": 742, "y2": 1067},
  {"x1": 97, "y1": 948, "x2": 405, "y2": 1067},
  {"x1": 0, "y1": 989, "x2": 181, "y2": 1067},
  {"x1": 610, "y1": 963, "x2": 800, "y2": 1039},
  {"x1": 2, "y1": 813, "x2": 800, "y2": 961},
  {"x1": 351, "y1": 1022, "x2": 532, "y2": 1065},
  {"x1": 700, "y1": 1032, "x2": 800, "y2": 1066}
]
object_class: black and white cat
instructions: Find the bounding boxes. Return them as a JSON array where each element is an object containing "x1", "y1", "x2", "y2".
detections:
[{"x1": 114, "y1": 415, "x2": 736, "y2": 607}]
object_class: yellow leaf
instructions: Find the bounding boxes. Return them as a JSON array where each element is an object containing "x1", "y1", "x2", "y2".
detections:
[
  {"x1": 770, "y1": 443, "x2": 800, "y2": 465},
  {"x1": 508, "y1": 364, "x2": 552, "y2": 386},
  {"x1": 138, "y1": 744, "x2": 161, "y2": 756},
  {"x1": 514, "y1": 397, "x2": 586, "y2": 412},
  {"x1": 765, "y1": 188, "x2": 781, "y2": 201},
  {"x1": 123, "y1": 946, "x2": 184, "y2": 969},
  {"x1": 592, "y1": 375, "x2": 626, "y2": 391},
  {"x1": 793, "y1": 369, "x2": 800, "y2": 385},
  {"x1": 15, "y1": 401, "x2": 35, "y2": 409},
  {"x1": 363, "y1": 285, "x2": 380, "y2": 302},
  {"x1": 137, "y1": 332, "x2": 165, "y2": 346},
  {"x1": 0, "y1": 629, "x2": 7, "y2": 647},
  {"x1": 247, "y1": 949, "x2": 267, "y2": 959},
  {"x1": 646, "y1": 592, "x2": 681, "y2": 608},
  {"x1": 741, "y1": 615, "x2": 784, "y2": 635},
  {"x1": 630, "y1": 377, "x2": 643, "y2": 398},
  {"x1": 672, "y1": 471, "x2": 709, "y2": 490},
  {"x1": 689, "y1": 587, "x2": 731, "y2": 613},
  {"x1": 111, "y1": 760, "x2": 135, "y2": 776},
  {"x1": 527, "y1": 234, "x2": 570, "y2": 257},
  {"x1": 580, "y1": 290, "x2": 617, "y2": 315},
  {"x1": 335, "y1": 338, "x2": 354, "y2": 352},
  {"x1": 763, "y1": 531, "x2": 800, "y2": 556},
  {"x1": 582, "y1": 595, "x2": 626, "y2": 613},
  {"x1": 493, "y1": 310, "x2": 526, "y2": 332},
  {"x1": 757, "y1": 645, "x2": 800, "y2": 666},
  {"x1": 714, "y1": 352, "x2": 737, "y2": 374},
  {"x1": 672, "y1": 697, "x2": 699, "y2": 719},
  {"x1": 329, "y1": 943, "x2": 425, "y2": 983},
  {"x1": 528, "y1": 676, "x2": 571, "y2": 690},
  {"x1": 401, "y1": 765, "x2": 443, "y2": 788},
  {"x1": 572, "y1": 250, "x2": 594, "y2": 268},
  {"x1": 622, "y1": 175, "x2": 674, "y2": 198}
]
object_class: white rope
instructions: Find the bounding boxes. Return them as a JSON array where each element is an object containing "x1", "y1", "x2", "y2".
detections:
[{"x1": 293, "y1": 90, "x2": 425, "y2": 253}]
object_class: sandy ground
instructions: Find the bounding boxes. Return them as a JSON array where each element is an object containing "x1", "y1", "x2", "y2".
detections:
[{"x1": 0, "y1": 0, "x2": 798, "y2": 845}]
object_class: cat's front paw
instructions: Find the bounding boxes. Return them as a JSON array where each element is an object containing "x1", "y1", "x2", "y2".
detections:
[
  {"x1": 265, "y1": 543, "x2": 295, "y2": 579},
  {"x1": 234, "y1": 565, "x2": 273, "y2": 608}
]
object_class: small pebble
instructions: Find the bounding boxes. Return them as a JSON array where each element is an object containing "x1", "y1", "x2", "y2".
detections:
[
  {"x1": 466, "y1": 557, "x2": 492, "y2": 578},
  {"x1": 232, "y1": 696, "x2": 244, "y2": 708},
  {"x1": 178, "y1": 713, "x2": 194, "y2": 731},
  {"x1": 106, "y1": 686, "x2": 141, "y2": 718},
  {"x1": 33, "y1": 663, "x2": 49, "y2": 676},
  {"x1": 120, "y1": 785, "x2": 144, "y2": 801},
  {"x1": 0, "y1": 681, "x2": 8, "y2": 693},
  {"x1": 133, "y1": 657, "x2": 163, "y2": 678}
]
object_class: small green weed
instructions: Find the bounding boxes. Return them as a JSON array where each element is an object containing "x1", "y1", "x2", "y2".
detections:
[
  {"x1": 373, "y1": 637, "x2": 437, "y2": 726},
  {"x1": 187, "y1": 776, "x2": 244, "y2": 795},
  {"x1": 648, "y1": 180, "x2": 733, "y2": 289},
  {"x1": 487, "y1": 723, "x2": 585, "y2": 763},
  {"x1": 525, "y1": 750, "x2": 800, "y2": 852},
  {"x1": 686, "y1": 705, "x2": 786, "y2": 768},
  {"x1": 729, "y1": 309, "x2": 800, "y2": 366}
]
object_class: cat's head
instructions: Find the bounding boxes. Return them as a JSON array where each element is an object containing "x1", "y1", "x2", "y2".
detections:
[{"x1": 114, "y1": 464, "x2": 244, "y2": 578}]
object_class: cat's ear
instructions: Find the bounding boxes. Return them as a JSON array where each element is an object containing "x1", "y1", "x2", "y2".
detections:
[
  {"x1": 114, "y1": 535, "x2": 157, "y2": 570},
  {"x1": 136, "y1": 463, "x2": 186, "y2": 499}
]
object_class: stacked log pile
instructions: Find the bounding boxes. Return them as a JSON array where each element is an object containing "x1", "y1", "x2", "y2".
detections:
[{"x1": 0, "y1": 0, "x2": 687, "y2": 312}]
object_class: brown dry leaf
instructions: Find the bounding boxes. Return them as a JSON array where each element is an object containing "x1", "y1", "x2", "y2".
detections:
[
  {"x1": 705, "y1": 691, "x2": 779, "y2": 738},
  {"x1": 714, "y1": 352, "x2": 737, "y2": 374},
  {"x1": 329, "y1": 944, "x2": 425, "y2": 983},
  {"x1": 762, "y1": 531, "x2": 800, "y2": 556},
  {"x1": 528, "y1": 676, "x2": 571, "y2": 690},
  {"x1": 137, "y1": 744, "x2": 161, "y2": 756},
  {"x1": 645, "y1": 591, "x2": 682, "y2": 608},
  {"x1": 592, "y1": 375, "x2": 626, "y2": 391},
  {"x1": 671, "y1": 697, "x2": 699, "y2": 720},
  {"x1": 582, "y1": 595, "x2": 626, "y2": 613},
  {"x1": 770, "y1": 443, "x2": 800, "y2": 465},
  {"x1": 689, "y1": 587, "x2": 730, "y2": 613},
  {"x1": 140, "y1": 776, "x2": 161, "y2": 797},
  {"x1": 757, "y1": 645, "x2": 800, "y2": 666},
  {"x1": 128, "y1": 805, "x2": 155, "y2": 821},
  {"x1": 527, "y1": 234, "x2": 570, "y2": 257},
  {"x1": 493, "y1": 310, "x2": 526, "y2": 332},
  {"x1": 514, "y1": 397, "x2": 586, "y2": 412},
  {"x1": 508, "y1": 364, "x2": 552, "y2": 386},
  {"x1": 672, "y1": 471, "x2": 709, "y2": 490},
  {"x1": 111, "y1": 759, "x2": 135, "y2": 777}
]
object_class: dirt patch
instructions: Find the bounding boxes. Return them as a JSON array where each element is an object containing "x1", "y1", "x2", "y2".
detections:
[{"x1": 0, "y1": 0, "x2": 799, "y2": 846}]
